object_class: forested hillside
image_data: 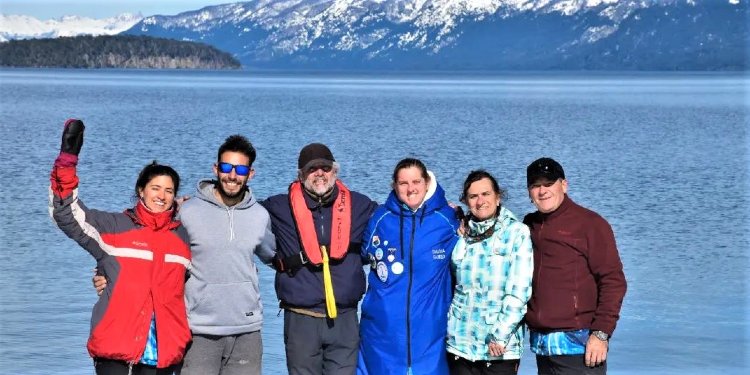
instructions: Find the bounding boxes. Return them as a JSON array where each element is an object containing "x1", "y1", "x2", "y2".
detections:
[{"x1": 0, "y1": 34, "x2": 240, "y2": 69}]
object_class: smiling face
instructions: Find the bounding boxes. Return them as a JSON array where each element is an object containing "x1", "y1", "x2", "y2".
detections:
[
  {"x1": 394, "y1": 166, "x2": 429, "y2": 210},
  {"x1": 528, "y1": 177, "x2": 568, "y2": 214},
  {"x1": 138, "y1": 175, "x2": 175, "y2": 213},
  {"x1": 466, "y1": 177, "x2": 501, "y2": 221},
  {"x1": 301, "y1": 163, "x2": 337, "y2": 197},
  {"x1": 213, "y1": 151, "x2": 253, "y2": 204}
]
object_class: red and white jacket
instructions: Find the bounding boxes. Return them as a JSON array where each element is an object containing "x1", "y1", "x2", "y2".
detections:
[{"x1": 49, "y1": 154, "x2": 191, "y2": 368}]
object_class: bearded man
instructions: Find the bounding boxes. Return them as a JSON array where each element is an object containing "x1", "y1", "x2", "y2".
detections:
[{"x1": 262, "y1": 143, "x2": 378, "y2": 375}]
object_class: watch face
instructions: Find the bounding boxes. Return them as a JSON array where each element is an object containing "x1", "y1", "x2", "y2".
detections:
[{"x1": 593, "y1": 331, "x2": 609, "y2": 341}]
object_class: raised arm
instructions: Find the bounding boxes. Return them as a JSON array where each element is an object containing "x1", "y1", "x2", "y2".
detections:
[{"x1": 49, "y1": 119, "x2": 113, "y2": 261}]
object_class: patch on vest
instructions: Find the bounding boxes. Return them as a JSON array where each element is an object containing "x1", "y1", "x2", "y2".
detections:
[{"x1": 376, "y1": 261, "x2": 388, "y2": 282}]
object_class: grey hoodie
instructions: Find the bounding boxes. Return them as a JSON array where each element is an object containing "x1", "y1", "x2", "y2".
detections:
[{"x1": 178, "y1": 179, "x2": 276, "y2": 335}]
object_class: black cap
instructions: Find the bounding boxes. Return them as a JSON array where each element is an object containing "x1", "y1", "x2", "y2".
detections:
[
  {"x1": 298, "y1": 143, "x2": 335, "y2": 170},
  {"x1": 526, "y1": 157, "x2": 565, "y2": 187}
]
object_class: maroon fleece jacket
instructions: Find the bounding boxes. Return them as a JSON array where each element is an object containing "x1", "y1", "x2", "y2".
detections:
[{"x1": 523, "y1": 195, "x2": 626, "y2": 335}]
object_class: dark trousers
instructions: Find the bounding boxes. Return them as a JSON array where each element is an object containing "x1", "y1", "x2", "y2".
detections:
[
  {"x1": 448, "y1": 353, "x2": 520, "y2": 375},
  {"x1": 536, "y1": 355, "x2": 607, "y2": 375},
  {"x1": 94, "y1": 358, "x2": 177, "y2": 375},
  {"x1": 284, "y1": 309, "x2": 359, "y2": 375}
]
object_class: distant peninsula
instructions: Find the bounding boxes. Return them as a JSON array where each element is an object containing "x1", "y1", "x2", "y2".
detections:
[{"x1": 0, "y1": 34, "x2": 241, "y2": 69}]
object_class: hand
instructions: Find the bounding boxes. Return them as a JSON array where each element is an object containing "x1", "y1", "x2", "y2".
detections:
[
  {"x1": 452, "y1": 205, "x2": 467, "y2": 235},
  {"x1": 585, "y1": 335, "x2": 608, "y2": 367},
  {"x1": 92, "y1": 271, "x2": 107, "y2": 296},
  {"x1": 175, "y1": 195, "x2": 191, "y2": 207},
  {"x1": 60, "y1": 119, "x2": 85, "y2": 155},
  {"x1": 488, "y1": 342, "x2": 506, "y2": 357}
]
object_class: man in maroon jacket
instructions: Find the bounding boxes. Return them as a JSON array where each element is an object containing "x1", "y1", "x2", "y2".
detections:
[{"x1": 523, "y1": 157, "x2": 626, "y2": 375}]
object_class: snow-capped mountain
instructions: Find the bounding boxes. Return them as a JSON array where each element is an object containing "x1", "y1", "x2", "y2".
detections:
[
  {"x1": 120, "y1": 0, "x2": 746, "y2": 70},
  {"x1": 0, "y1": 13, "x2": 142, "y2": 42}
]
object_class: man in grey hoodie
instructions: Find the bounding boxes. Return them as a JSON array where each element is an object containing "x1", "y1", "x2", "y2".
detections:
[
  {"x1": 177, "y1": 134, "x2": 276, "y2": 375},
  {"x1": 95, "y1": 134, "x2": 276, "y2": 375}
]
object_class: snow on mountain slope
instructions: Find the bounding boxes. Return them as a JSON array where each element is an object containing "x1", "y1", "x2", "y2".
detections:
[{"x1": 0, "y1": 13, "x2": 142, "y2": 42}]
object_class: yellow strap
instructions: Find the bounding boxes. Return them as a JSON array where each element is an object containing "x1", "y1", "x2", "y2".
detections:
[{"x1": 321, "y1": 246, "x2": 337, "y2": 319}]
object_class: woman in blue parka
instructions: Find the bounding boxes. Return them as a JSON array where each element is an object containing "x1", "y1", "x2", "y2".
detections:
[{"x1": 357, "y1": 158, "x2": 460, "y2": 375}]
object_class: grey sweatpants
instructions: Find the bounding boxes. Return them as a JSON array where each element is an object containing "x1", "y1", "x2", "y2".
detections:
[
  {"x1": 179, "y1": 331, "x2": 262, "y2": 375},
  {"x1": 284, "y1": 309, "x2": 359, "y2": 375}
]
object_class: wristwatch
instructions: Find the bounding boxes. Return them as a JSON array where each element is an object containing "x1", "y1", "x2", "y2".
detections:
[{"x1": 591, "y1": 330, "x2": 609, "y2": 341}]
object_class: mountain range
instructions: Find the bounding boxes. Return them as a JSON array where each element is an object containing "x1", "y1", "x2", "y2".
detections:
[
  {"x1": 0, "y1": 13, "x2": 142, "y2": 42},
  {"x1": 2, "y1": 0, "x2": 747, "y2": 70}
]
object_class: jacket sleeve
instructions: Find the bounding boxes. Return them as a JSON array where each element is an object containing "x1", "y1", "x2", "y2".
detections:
[
  {"x1": 255, "y1": 218, "x2": 277, "y2": 266},
  {"x1": 360, "y1": 208, "x2": 381, "y2": 262},
  {"x1": 586, "y1": 216, "x2": 627, "y2": 335},
  {"x1": 490, "y1": 223, "x2": 534, "y2": 345},
  {"x1": 352, "y1": 195, "x2": 379, "y2": 259},
  {"x1": 49, "y1": 158, "x2": 115, "y2": 261}
]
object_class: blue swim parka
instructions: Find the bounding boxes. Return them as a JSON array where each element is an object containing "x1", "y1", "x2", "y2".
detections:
[{"x1": 357, "y1": 174, "x2": 459, "y2": 375}]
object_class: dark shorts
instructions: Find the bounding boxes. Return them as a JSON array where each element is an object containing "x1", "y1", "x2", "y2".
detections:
[
  {"x1": 94, "y1": 358, "x2": 177, "y2": 375},
  {"x1": 536, "y1": 355, "x2": 607, "y2": 375},
  {"x1": 447, "y1": 353, "x2": 520, "y2": 375}
]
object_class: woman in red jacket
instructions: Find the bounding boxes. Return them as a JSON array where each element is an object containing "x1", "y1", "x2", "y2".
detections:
[{"x1": 49, "y1": 119, "x2": 191, "y2": 375}]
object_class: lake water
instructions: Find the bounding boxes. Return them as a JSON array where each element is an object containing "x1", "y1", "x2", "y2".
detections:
[{"x1": 0, "y1": 69, "x2": 747, "y2": 375}]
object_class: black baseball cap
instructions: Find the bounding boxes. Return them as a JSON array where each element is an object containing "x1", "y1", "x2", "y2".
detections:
[
  {"x1": 526, "y1": 157, "x2": 565, "y2": 187},
  {"x1": 298, "y1": 143, "x2": 335, "y2": 170}
]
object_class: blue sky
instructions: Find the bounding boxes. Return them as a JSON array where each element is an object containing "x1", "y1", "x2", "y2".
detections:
[{"x1": 0, "y1": 0, "x2": 232, "y2": 19}]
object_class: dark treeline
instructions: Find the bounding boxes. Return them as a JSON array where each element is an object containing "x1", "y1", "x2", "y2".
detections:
[{"x1": 0, "y1": 34, "x2": 241, "y2": 69}]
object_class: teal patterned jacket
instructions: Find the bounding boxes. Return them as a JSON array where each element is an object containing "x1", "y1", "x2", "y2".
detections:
[{"x1": 446, "y1": 206, "x2": 534, "y2": 361}]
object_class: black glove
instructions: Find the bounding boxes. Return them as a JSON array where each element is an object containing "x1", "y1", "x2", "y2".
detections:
[{"x1": 60, "y1": 119, "x2": 85, "y2": 155}]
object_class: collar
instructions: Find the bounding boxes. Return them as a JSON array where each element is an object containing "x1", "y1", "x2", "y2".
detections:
[
  {"x1": 303, "y1": 183, "x2": 338, "y2": 209},
  {"x1": 130, "y1": 200, "x2": 179, "y2": 231},
  {"x1": 465, "y1": 214, "x2": 498, "y2": 244},
  {"x1": 540, "y1": 194, "x2": 573, "y2": 220}
]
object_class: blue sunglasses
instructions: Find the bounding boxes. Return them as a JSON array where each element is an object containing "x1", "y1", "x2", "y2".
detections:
[{"x1": 218, "y1": 162, "x2": 251, "y2": 176}]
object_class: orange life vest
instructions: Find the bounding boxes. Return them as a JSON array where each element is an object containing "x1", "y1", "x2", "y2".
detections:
[{"x1": 289, "y1": 180, "x2": 352, "y2": 265}]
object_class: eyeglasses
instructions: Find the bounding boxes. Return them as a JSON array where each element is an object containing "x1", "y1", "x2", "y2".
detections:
[
  {"x1": 218, "y1": 162, "x2": 251, "y2": 176},
  {"x1": 306, "y1": 165, "x2": 332, "y2": 174}
]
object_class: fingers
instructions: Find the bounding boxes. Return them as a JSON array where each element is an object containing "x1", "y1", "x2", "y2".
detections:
[
  {"x1": 488, "y1": 342, "x2": 506, "y2": 357},
  {"x1": 585, "y1": 346, "x2": 607, "y2": 367}
]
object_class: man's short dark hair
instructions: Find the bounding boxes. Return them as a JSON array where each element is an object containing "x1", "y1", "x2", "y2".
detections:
[{"x1": 218, "y1": 135, "x2": 256, "y2": 166}]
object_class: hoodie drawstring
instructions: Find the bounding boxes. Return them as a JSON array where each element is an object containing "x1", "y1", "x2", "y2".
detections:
[{"x1": 228, "y1": 208, "x2": 235, "y2": 241}]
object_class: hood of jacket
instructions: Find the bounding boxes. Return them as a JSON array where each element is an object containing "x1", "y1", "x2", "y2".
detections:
[
  {"x1": 384, "y1": 170, "x2": 448, "y2": 216},
  {"x1": 195, "y1": 179, "x2": 257, "y2": 210}
]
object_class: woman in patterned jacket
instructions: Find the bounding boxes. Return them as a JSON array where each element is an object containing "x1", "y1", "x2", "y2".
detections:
[{"x1": 446, "y1": 170, "x2": 534, "y2": 375}]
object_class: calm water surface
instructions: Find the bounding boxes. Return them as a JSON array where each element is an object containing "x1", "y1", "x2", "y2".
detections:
[{"x1": 0, "y1": 69, "x2": 747, "y2": 375}]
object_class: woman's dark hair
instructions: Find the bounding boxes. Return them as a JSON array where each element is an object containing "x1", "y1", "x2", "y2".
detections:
[
  {"x1": 134, "y1": 160, "x2": 180, "y2": 200},
  {"x1": 459, "y1": 169, "x2": 507, "y2": 204},
  {"x1": 218, "y1": 134, "x2": 256, "y2": 166},
  {"x1": 391, "y1": 158, "x2": 430, "y2": 184}
]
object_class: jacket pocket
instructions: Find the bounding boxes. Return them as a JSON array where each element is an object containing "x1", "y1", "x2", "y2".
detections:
[{"x1": 187, "y1": 281, "x2": 262, "y2": 328}]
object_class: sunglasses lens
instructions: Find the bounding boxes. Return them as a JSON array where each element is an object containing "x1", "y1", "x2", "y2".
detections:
[
  {"x1": 308, "y1": 165, "x2": 332, "y2": 174},
  {"x1": 219, "y1": 162, "x2": 250, "y2": 176},
  {"x1": 234, "y1": 165, "x2": 250, "y2": 176},
  {"x1": 219, "y1": 162, "x2": 233, "y2": 173}
]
